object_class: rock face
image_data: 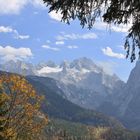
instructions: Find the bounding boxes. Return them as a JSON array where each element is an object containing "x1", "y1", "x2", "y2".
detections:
[
  {"x1": 26, "y1": 75, "x2": 123, "y2": 128},
  {"x1": 0, "y1": 57, "x2": 124, "y2": 110},
  {"x1": 116, "y1": 61, "x2": 140, "y2": 130},
  {"x1": 98, "y1": 61, "x2": 140, "y2": 130},
  {"x1": 36, "y1": 57, "x2": 124, "y2": 109}
]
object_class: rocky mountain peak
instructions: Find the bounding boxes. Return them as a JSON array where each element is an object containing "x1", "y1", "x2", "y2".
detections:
[{"x1": 70, "y1": 57, "x2": 101, "y2": 72}]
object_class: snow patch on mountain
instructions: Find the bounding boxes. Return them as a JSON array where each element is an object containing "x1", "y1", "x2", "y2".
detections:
[{"x1": 38, "y1": 66, "x2": 62, "y2": 74}]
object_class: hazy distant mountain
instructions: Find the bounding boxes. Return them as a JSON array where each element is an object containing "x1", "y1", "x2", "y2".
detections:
[
  {"x1": 0, "y1": 60, "x2": 36, "y2": 75},
  {"x1": 117, "y1": 61, "x2": 140, "y2": 130},
  {"x1": 98, "y1": 61, "x2": 140, "y2": 130}
]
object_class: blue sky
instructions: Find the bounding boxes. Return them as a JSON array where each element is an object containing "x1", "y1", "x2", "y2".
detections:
[{"x1": 0, "y1": 0, "x2": 136, "y2": 81}]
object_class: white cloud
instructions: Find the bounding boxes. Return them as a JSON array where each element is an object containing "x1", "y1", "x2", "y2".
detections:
[
  {"x1": 97, "y1": 61, "x2": 117, "y2": 75},
  {"x1": 67, "y1": 45, "x2": 78, "y2": 49},
  {"x1": 16, "y1": 35, "x2": 30, "y2": 40},
  {"x1": 31, "y1": 0, "x2": 45, "y2": 8},
  {"x1": 55, "y1": 41, "x2": 65, "y2": 45},
  {"x1": 0, "y1": 46, "x2": 33, "y2": 61},
  {"x1": 81, "y1": 33, "x2": 98, "y2": 39},
  {"x1": 0, "y1": 0, "x2": 28, "y2": 15},
  {"x1": 49, "y1": 11, "x2": 63, "y2": 21},
  {"x1": 56, "y1": 33, "x2": 98, "y2": 40},
  {"x1": 48, "y1": 7, "x2": 131, "y2": 33},
  {"x1": 0, "y1": 26, "x2": 13, "y2": 33},
  {"x1": 111, "y1": 24, "x2": 131, "y2": 33},
  {"x1": 42, "y1": 45, "x2": 60, "y2": 51},
  {"x1": 48, "y1": 10, "x2": 131, "y2": 33},
  {"x1": 0, "y1": 26, "x2": 30, "y2": 40},
  {"x1": 0, "y1": 0, "x2": 45, "y2": 15},
  {"x1": 94, "y1": 21, "x2": 109, "y2": 31},
  {"x1": 102, "y1": 47, "x2": 125, "y2": 59},
  {"x1": 94, "y1": 20, "x2": 131, "y2": 33}
]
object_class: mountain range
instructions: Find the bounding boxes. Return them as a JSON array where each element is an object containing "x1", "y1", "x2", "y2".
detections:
[
  {"x1": 0, "y1": 70, "x2": 123, "y2": 129},
  {"x1": 26, "y1": 75, "x2": 123, "y2": 128},
  {"x1": 0, "y1": 58, "x2": 124, "y2": 109},
  {"x1": 0, "y1": 58, "x2": 140, "y2": 130}
]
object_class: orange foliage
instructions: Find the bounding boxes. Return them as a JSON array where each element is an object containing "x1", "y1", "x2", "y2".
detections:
[{"x1": 0, "y1": 73, "x2": 48, "y2": 140}]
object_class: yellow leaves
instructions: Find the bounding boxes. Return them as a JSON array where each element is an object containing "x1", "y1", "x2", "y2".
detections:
[
  {"x1": 4, "y1": 128, "x2": 16, "y2": 137},
  {"x1": 0, "y1": 116, "x2": 6, "y2": 122},
  {"x1": 0, "y1": 118, "x2": 17, "y2": 140},
  {"x1": 24, "y1": 103, "x2": 35, "y2": 117},
  {"x1": 89, "y1": 127, "x2": 112, "y2": 140},
  {"x1": 0, "y1": 73, "x2": 48, "y2": 140},
  {"x1": 29, "y1": 89, "x2": 36, "y2": 97},
  {"x1": 0, "y1": 93, "x2": 9, "y2": 104}
]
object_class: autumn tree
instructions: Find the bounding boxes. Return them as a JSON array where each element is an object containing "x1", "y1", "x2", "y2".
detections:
[
  {"x1": 43, "y1": 0, "x2": 140, "y2": 62},
  {"x1": 0, "y1": 73, "x2": 48, "y2": 140},
  {"x1": 0, "y1": 93, "x2": 13, "y2": 140}
]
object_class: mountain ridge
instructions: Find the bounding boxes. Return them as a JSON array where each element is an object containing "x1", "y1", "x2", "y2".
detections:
[
  {"x1": 3, "y1": 58, "x2": 140, "y2": 130},
  {"x1": 0, "y1": 58, "x2": 125, "y2": 110},
  {"x1": 0, "y1": 70, "x2": 123, "y2": 129}
]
